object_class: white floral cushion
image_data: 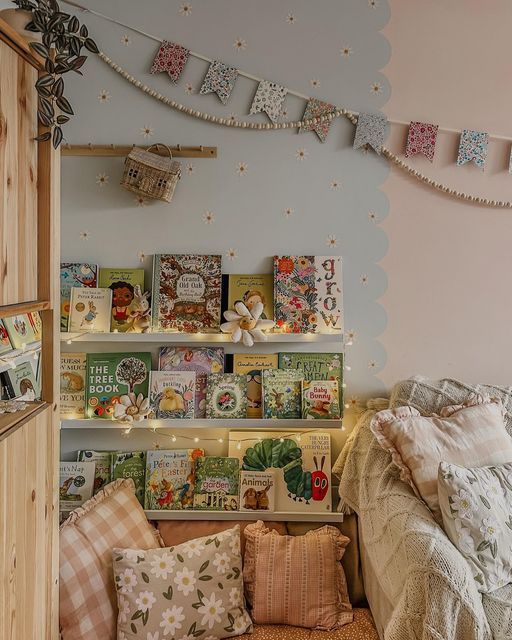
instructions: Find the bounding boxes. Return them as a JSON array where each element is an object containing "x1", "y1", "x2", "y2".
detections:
[
  {"x1": 438, "y1": 460, "x2": 512, "y2": 593},
  {"x1": 112, "y1": 525, "x2": 252, "y2": 640}
]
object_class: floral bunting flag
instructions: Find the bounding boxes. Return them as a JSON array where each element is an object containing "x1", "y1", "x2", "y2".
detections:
[
  {"x1": 199, "y1": 60, "x2": 239, "y2": 105},
  {"x1": 300, "y1": 98, "x2": 337, "y2": 142},
  {"x1": 456, "y1": 129, "x2": 489, "y2": 169},
  {"x1": 150, "y1": 41, "x2": 189, "y2": 83},
  {"x1": 353, "y1": 112, "x2": 387, "y2": 154},
  {"x1": 249, "y1": 80, "x2": 288, "y2": 123},
  {"x1": 405, "y1": 121, "x2": 439, "y2": 162}
]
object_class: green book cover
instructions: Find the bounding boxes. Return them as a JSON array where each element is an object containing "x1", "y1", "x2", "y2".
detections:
[
  {"x1": 205, "y1": 373, "x2": 247, "y2": 419},
  {"x1": 193, "y1": 456, "x2": 240, "y2": 511},
  {"x1": 262, "y1": 369, "x2": 304, "y2": 419},
  {"x1": 302, "y1": 380, "x2": 341, "y2": 420},
  {"x1": 112, "y1": 451, "x2": 146, "y2": 505},
  {"x1": 98, "y1": 268, "x2": 145, "y2": 332},
  {"x1": 78, "y1": 450, "x2": 112, "y2": 494},
  {"x1": 145, "y1": 449, "x2": 204, "y2": 510},
  {"x1": 278, "y1": 352, "x2": 343, "y2": 407},
  {"x1": 85, "y1": 352, "x2": 152, "y2": 419}
]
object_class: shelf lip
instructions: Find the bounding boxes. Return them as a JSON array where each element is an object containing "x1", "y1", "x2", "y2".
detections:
[
  {"x1": 60, "y1": 331, "x2": 343, "y2": 344},
  {"x1": 144, "y1": 509, "x2": 341, "y2": 522},
  {"x1": 0, "y1": 300, "x2": 50, "y2": 319},
  {"x1": 0, "y1": 401, "x2": 49, "y2": 440},
  {"x1": 60, "y1": 418, "x2": 344, "y2": 430},
  {"x1": 0, "y1": 341, "x2": 42, "y2": 374}
]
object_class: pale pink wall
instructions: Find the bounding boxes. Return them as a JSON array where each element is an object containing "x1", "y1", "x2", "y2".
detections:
[{"x1": 380, "y1": 1, "x2": 512, "y2": 387}]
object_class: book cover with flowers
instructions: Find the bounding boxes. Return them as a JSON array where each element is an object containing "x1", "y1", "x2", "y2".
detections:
[
  {"x1": 149, "y1": 370, "x2": 195, "y2": 419},
  {"x1": 278, "y1": 352, "x2": 343, "y2": 407},
  {"x1": 60, "y1": 262, "x2": 98, "y2": 331},
  {"x1": 206, "y1": 373, "x2": 247, "y2": 419},
  {"x1": 193, "y1": 456, "x2": 240, "y2": 511},
  {"x1": 145, "y1": 448, "x2": 204, "y2": 510},
  {"x1": 302, "y1": 380, "x2": 341, "y2": 420},
  {"x1": 261, "y1": 369, "x2": 304, "y2": 419}
]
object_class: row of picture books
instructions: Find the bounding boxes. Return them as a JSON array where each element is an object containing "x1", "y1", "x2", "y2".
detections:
[
  {"x1": 60, "y1": 254, "x2": 343, "y2": 334},
  {"x1": 60, "y1": 431, "x2": 332, "y2": 516},
  {"x1": 61, "y1": 348, "x2": 343, "y2": 420},
  {"x1": 0, "y1": 312, "x2": 42, "y2": 355}
]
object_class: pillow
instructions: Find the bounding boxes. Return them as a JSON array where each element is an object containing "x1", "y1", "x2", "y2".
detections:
[
  {"x1": 370, "y1": 395, "x2": 512, "y2": 521},
  {"x1": 113, "y1": 525, "x2": 252, "y2": 640},
  {"x1": 59, "y1": 479, "x2": 163, "y2": 640},
  {"x1": 438, "y1": 461, "x2": 512, "y2": 593},
  {"x1": 243, "y1": 520, "x2": 353, "y2": 630}
]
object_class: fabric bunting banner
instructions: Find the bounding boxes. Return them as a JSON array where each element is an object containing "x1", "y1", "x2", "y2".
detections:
[
  {"x1": 150, "y1": 41, "x2": 189, "y2": 83},
  {"x1": 353, "y1": 112, "x2": 387, "y2": 154},
  {"x1": 456, "y1": 129, "x2": 489, "y2": 169},
  {"x1": 249, "y1": 80, "x2": 288, "y2": 123},
  {"x1": 405, "y1": 121, "x2": 438, "y2": 162},
  {"x1": 199, "y1": 60, "x2": 239, "y2": 105},
  {"x1": 300, "y1": 98, "x2": 337, "y2": 142}
]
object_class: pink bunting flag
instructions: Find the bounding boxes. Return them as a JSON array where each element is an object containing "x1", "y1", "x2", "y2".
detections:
[
  {"x1": 300, "y1": 98, "x2": 337, "y2": 143},
  {"x1": 150, "y1": 41, "x2": 190, "y2": 83},
  {"x1": 405, "y1": 121, "x2": 439, "y2": 162}
]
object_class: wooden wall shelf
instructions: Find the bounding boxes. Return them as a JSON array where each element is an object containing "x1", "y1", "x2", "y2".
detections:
[
  {"x1": 62, "y1": 144, "x2": 217, "y2": 158},
  {"x1": 0, "y1": 300, "x2": 50, "y2": 320},
  {"x1": 144, "y1": 510, "x2": 341, "y2": 523}
]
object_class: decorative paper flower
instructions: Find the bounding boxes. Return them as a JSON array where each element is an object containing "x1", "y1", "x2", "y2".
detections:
[
  {"x1": 296, "y1": 148, "x2": 308, "y2": 161},
  {"x1": 283, "y1": 207, "x2": 294, "y2": 218},
  {"x1": 221, "y1": 301, "x2": 275, "y2": 347},
  {"x1": 310, "y1": 78, "x2": 320, "y2": 89},
  {"x1": 368, "y1": 210, "x2": 378, "y2": 223},
  {"x1": 96, "y1": 172, "x2": 109, "y2": 187},
  {"x1": 326, "y1": 234, "x2": 338, "y2": 248},
  {"x1": 236, "y1": 162, "x2": 248, "y2": 176},
  {"x1": 225, "y1": 248, "x2": 238, "y2": 261},
  {"x1": 114, "y1": 393, "x2": 150, "y2": 422},
  {"x1": 233, "y1": 38, "x2": 247, "y2": 51},
  {"x1": 330, "y1": 180, "x2": 341, "y2": 190},
  {"x1": 135, "y1": 196, "x2": 147, "y2": 207},
  {"x1": 120, "y1": 34, "x2": 131, "y2": 46},
  {"x1": 203, "y1": 211, "x2": 215, "y2": 224},
  {"x1": 371, "y1": 82, "x2": 382, "y2": 95},
  {"x1": 340, "y1": 45, "x2": 353, "y2": 58},
  {"x1": 185, "y1": 83, "x2": 194, "y2": 95},
  {"x1": 286, "y1": 13, "x2": 296, "y2": 24},
  {"x1": 98, "y1": 89, "x2": 111, "y2": 103},
  {"x1": 79, "y1": 230, "x2": 90, "y2": 240},
  {"x1": 140, "y1": 125, "x2": 154, "y2": 138},
  {"x1": 179, "y1": 3, "x2": 192, "y2": 16}
]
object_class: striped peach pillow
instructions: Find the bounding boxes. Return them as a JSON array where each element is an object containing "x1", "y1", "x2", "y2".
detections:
[
  {"x1": 243, "y1": 521, "x2": 353, "y2": 630},
  {"x1": 370, "y1": 395, "x2": 512, "y2": 522}
]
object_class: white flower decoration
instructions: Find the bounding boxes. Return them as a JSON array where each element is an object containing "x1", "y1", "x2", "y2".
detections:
[
  {"x1": 283, "y1": 207, "x2": 294, "y2": 218},
  {"x1": 79, "y1": 230, "x2": 90, "y2": 240},
  {"x1": 371, "y1": 82, "x2": 382, "y2": 95},
  {"x1": 451, "y1": 489, "x2": 474, "y2": 520},
  {"x1": 160, "y1": 605, "x2": 185, "y2": 636},
  {"x1": 360, "y1": 274, "x2": 369, "y2": 285},
  {"x1": 454, "y1": 519, "x2": 475, "y2": 554},
  {"x1": 98, "y1": 89, "x2": 111, "y2": 103},
  {"x1": 221, "y1": 301, "x2": 275, "y2": 347},
  {"x1": 330, "y1": 180, "x2": 341, "y2": 190},
  {"x1": 368, "y1": 210, "x2": 378, "y2": 223},
  {"x1": 345, "y1": 329, "x2": 357, "y2": 343},
  {"x1": 368, "y1": 360, "x2": 377, "y2": 370},
  {"x1": 138, "y1": 250, "x2": 147, "y2": 263},
  {"x1": 121, "y1": 34, "x2": 131, "y2": 46},
  {"x1": 118, "y1": 567, "x2": 137, "y2": 594},
  {"x1": 286, "y1": 12, "x2": 296, "y2": 24},
  {"x1": 114, "y1": 393, "x2": 151, "y2": 423},
  {"x1": 310, "y1": 78, "x2": 320, "y2": 89},
  {"x1": 226, "y1": 248, "x2": 238, "y2": 261},
  {"x1": 229, "y1": 586, "x2": 242, "y2": 607},
  {"x1": 185, "y1": 163, "x2": 195, "y2": 175},
  {"x1": 136, "y1": 590, "x2": 156, "y2": 613},
  {"x1": 203, "y1": 211, "x2": 215, "y2": 224},
  {"x1": 236, "y1": 162, "x2": 248, "y2": 176},
  {"x1": 296, "y1": 147, "x2": 308, "y2": 161},
  {"x1": 174, "y1": 567, "x2": 196, "y2": 596},
  {"x1": 140, "y1": 125, "x2": 154, "y2": 139},
  {"x1": 179, "y1": 3, "x2": 192, "y2": 16},
  {"x1": 212, "y1": 551, "x2": 230, "y2": 574},
  {"x1": 480, "y1": 517, "x2": 499, "y2": 543},
  {"x1": 181, "y1": 539, "x2": 205, "y2": 558},
  {"x1": 118, "y1": 595, "x2": 130, "y2": 624},
  {"x1": 233, "y1": 613, "x2": 251, "y2": 634},
  {"x1": 340, "y1": 45, "x2": 353, "y2": 57},
  {"x1": 326, "y1": 234, "x2": 338, "y2": 248},
  {"x1": 124, "y1": 549, "x2": 145, "y2": 563},
  {"x1": 96, "y1": 172, "x2": 109, "y2": 187},
  {"x1": 150, "y1": 552, "x2": 176, "y2": 579},
  {"x1": 369, "y1": 0, "x2": 379, "y2": 7},
  {"x1": 135, "y1": 196, "x2": 147, "y2": 207},
  {"x1": 197, "y1": 593, "x2": 225, "y2": 629},
  {"x1": 147, "y1": 632, "x2": 160, "y2": 640},
  {"x1": 185, "y1": 83, "x2": 194, "y2": 95},
  {"x1": 229, "y1": 534, "x2": 240, "y2": 557},
  {"x1": 233, "y1": 37, "x2": 247, "y2": 51}
]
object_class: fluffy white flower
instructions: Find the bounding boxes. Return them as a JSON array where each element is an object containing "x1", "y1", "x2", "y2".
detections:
[
  {"x1": 174, "y1": 567, "x2": 196, "y2": 596},
  {"x1": 136, "y1": 590, "x2": 156, "y2": 613},
  {"x1": 124, "y1": 549, "x2": 145, "y2": 563},
  {"x1": 181, "y1": 539, "x2": 205, "y2": 559},
  {"x1": 229, "y1": 586, "x2": 242, "y2": 607},
  {"x1": 480, "y1": 517, "x2": 499, "y2": 543},
  {"x1": 233, "y1": 612, "x2": 251, "y2": 633},
  {"x1": 212, "y1": 552, "x2": 230, "y2": 574},
  {"x1": 229, "y1": 535, "x2": 240, "y2": 557},
  {"x1": 118, "y1": 595, "x2": 130, "y2": 624},
  {"x1": 451, "y1": 489, "x2": 473, "y2": 520},
  {"x1": 150, "y1": 552, "x2": 176, "y2": 579},
  {"x1": 197, "y1": 593, "x2": 225, "y2": 629},
  {"x1": 118, "y1": 568, "x2": 137, "y2": 594},
  {"x1": 160, "y1": 605, "x2": 185, "y2": 636}
]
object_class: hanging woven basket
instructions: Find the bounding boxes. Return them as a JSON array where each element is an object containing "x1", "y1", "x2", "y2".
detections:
[{"x1": 121, "y1": 143, "x2": 181, "y2": 202}]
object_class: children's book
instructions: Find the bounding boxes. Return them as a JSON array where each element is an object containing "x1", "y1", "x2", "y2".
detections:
[
  {"x1": 78, "y1": 450, "x2": 112, "y2": 494},
  {"x1": 261, "y1": 369, "x2": 304, "y2": 419},
  {"x1": 60, "y1": 353, "x2": 86, "y2": 419},
  {"x1": 158, "y1": 347, "x2": 224, "y2": 418},
  {"x1": 111, "y1": 451, "x2": 146, "y2": 505},
  {"x1": 239, "y1": 470, "x2": 275, "y2": 512},
  {"x1": 144, "y1": 449, "x2": 204, "y2": 510},
  {"x1": 193, "y1": 456, "x2": 240, "y2": 511},
  {"x1": 206, "y1": 373, "x2": 247, "y2": 419},
  {"x1": 302, "y1": 380, "x2": 341, "y2": 420},
  {"x1": 229, "y1": 431, "x2": 332, "y2": 512},
  {"x1": 227, "y1": 274, "x2": 274, "y2": 320},
  {"x1": 85, "y1": 352, "x2": 152, "y2": 419},
  {"x1": 0, "y1": 320, "x2": 12, "y2": 355},
  {"x1": 27, "y1": 312, "x2": 43, "y2": 341},
  {"x1": 151, "y1": 254, "x2": 222, "y2": 333},
  {"x1": 68, "y1": 287, "x2": 112, "y2": 333},
  {"x1": 98, "y1": 268, "x2": 145, "y2": 332},
  {"x1": 232, "y1": 353, "x2": 278, "y2": 418},
  {"x1": 149, "y1": 371, "x2": 195, "y2": 419},
  {"x1": 60, "y1": 263, "x2": 98, "y2": 331},
  {"x1": 59, "y1": 461, "x2": 95, "y2": 512},
  {"x1": 3, "y1": 314, "x2": 37, "y2": 348},
  {"x1": 278, "y1": 352, "x2": 343, "y2": 406},
  {"x1": 2, "y1": 361, "x2": 40, "y2": 400}
]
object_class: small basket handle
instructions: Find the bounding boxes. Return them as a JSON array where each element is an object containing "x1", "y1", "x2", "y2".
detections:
[{"x1": 146, "y1": 143, "x2": 174, "y2": 158}]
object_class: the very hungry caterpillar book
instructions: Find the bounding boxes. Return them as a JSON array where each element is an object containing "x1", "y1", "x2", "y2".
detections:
[
  {"x1": 152, "y1": 254, "x2": 222, "y2": 333},
  {"x1": 68, "y1": 287, "x2": 112, "y2": 333},
  {"x1": 206, "y1": 373, "x2": 247, "y2": 419},
  {"x1": 98, "y1": 268, "x2": 145, "y2": 332},
  {"x1": 302, "y1": 380, "x2": 341, "y2": 420},
  {"x1": 193, "y1": 456, "x2": 240, "y2": 511},
  {"x1": 112, "y1": 451, "x2": 146, "y2": 505},
  {"x1": 149, "y1": 371, "x2": 195, "y2": 419},
  {"x1": 60, "y1": 353, "x2": 86, "y2": 419},
  {"x1": 232, "y1": 353, "x2": 278, "y2": 418},
  {"x1": 145, "y1": 448, "x2": 204, "y2": 510},
  {"x1": 85, "y1": 352, "x2": 152, "y2": 419},
  {"x1": 60, "y1": 263, "x2": 98, "y2": 331},
  {"x1": 227, "y1": 274, "x2": 274, "y2": 320},
  {"x1": 261, "y1": 369, "x2": 304, "y2": 419}
]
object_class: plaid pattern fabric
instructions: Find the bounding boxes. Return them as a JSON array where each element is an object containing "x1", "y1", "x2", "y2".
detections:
[{"x1": 60, "y1": 479, "x2": 163, "y2": 640}]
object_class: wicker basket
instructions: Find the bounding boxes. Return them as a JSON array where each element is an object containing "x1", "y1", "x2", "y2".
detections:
[{"x1": 121, "y1": 144, "x2": 181, "y2": 202}]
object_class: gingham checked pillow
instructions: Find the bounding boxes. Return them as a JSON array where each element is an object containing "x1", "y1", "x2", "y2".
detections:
[{"x1": 60, "y1": 478, "x2": 163, "y2": 640}]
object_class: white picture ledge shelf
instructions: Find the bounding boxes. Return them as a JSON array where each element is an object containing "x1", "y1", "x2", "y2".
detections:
[
  {"x1": 60, "y1": 418, "x2": 344, "y2": 430},
  {"x1": 0, "y1": 340, "x2": 41, "y2": 375},
  {"x1": 60, "y1": 332, "x2": 343, "y2": 344},
  {"x1": 144, "y1": 510, "x2": 342, "y2": 523}
]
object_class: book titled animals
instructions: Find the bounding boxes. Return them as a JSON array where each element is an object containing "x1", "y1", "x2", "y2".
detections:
[
  {"x1": 59, "y1": 461, "x2": 95, "y2": 512},
  {"x1": 206, "y1": 373, "x2": 247, "y2": 419},
  {"x1": 152, "y1": 254, "x2": 222, "y2": 333},
  {"x1": 60, "y1": 262, "x2": 98, "y2": 331},
  {"x1": 302, "y1": 380, "x2": 341, "y2": 420},
  {"x1": 145, "y1": 449, "x2": 204, "y2": 510},
  {"x1": 112, "y1": 451, "x2": 146, "y2": 505},
  {"x1": 60, "y1": 353, "x2": 86, "y2": 419},
  {"x1": 78, "y1": 450, "x2": 112, "y2": 495},
  {"x1": 262, "y1": 369, "x2": 304, "y2": 419},
  {"x1": 228, "y1": 274, "x2": 274, "y2": 320},
  {"x1": 193, "y1": 456, "x2": 240, "y2": 511},
  {"x1": 98, "y1": 267, "x2": 145, "y2": 332},
  {"x1": 2, "y1": 361, "x2": 40, "y2": 400},
  {"x1": 240, "y1": 471, "x2": 275, "y2": 512},
  {"x1": 68, "y1": 287, "x2": 112, "y2": 333},
  {"x1": 233, "y1": 353, "x2": 278, "y2": 418},
  {"x1": 149, "y1": 371, "x2": 195, "y2": 419}
]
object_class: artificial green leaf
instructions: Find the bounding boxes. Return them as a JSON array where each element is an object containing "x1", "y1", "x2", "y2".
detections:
[
  {"x1": 84, "y1": 38, "x2": 99, "y2": 54},
  {"x1": 56, "y1": 96, "x2": 74, "y2": 115},
  {"x1": 52, "y1": 125, "x2": 63, "y2": 149},
  {"x1": 199, "y1": 561, "x2": 209, "y2": 574},
  {"x1": 479, "y1": 495, "x2": 491, "y2": 509},
  {"x1": 141, "y1": 572, "x2": 150, "y2": 583},
  {"x1": 198, "y1": 575, "x2": 212, "y2": 581},
  {"x1": 130, "y1": 623, "x2": 137, "y2": 634},
  {"x1": 29, "y1": 42, "x2": 49, "y2": 58}
]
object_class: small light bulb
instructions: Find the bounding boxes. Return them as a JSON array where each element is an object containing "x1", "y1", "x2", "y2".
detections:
[
  {"x1": 342, "y1": 383, "x2": 347, "y2": 389},
  {"x1": 218, "y1": 438, "x2": 223, "y2": 443},
  {"x1": 171, "y1": 435, "x2": 177, "y2": 442},
  {"x1": 124, "y1": 427, "x2": 131, "y2": 435},
  {"x1": 236, "y1": 442, "x2": 242, "y2": 450},
  {"x1": 10, "y1": 361, "x2": 16, "y2": 369},
  {"x1": 66, "y1": 339, "x2": 72, "y2": 345},
  {"x1": 345, "y1": 365, "x2": 351, "y2": 371},
  {"x1": 21, "y1": 343, "x2": 26, "y2": 351},
  {"x1": 344, "y1": 403, "x2": 350, "y2": 409},
  {"x1": 346, "y1": 340, "x2": 353, "y2": 347},
  {"x1": 194, "y1": 437, "x2": 199, "y2": 443},
  {"x1": 279, "y1": 437, "x2": 284, "y2": 443}
]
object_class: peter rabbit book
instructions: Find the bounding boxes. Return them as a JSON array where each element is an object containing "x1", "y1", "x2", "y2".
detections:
[
  {"x1": 227, "y1": 274, "x2": 274, "y2": 320},
  {"x1": 302, "y1": 380, "x2": 341, "y2": 420},
  {"x1": 98, "y1": 268, "x2": 145, "y2": 332},
  {"x1": 229, "y1": 431, "x2": 332, "y2": 512},
  {"x1": 2, "y1": 361, "x2": 40, "y2": 400},
  {"x1": 240, "y1": 471, "x2": 275, "y2": 512},
  {"x1": 261, "y1": 369, "x2": 304, "y2": 419},
  {"x1": 3, "y1": 314, "x2": 37, "y2": 348},
  {"x1": 149, "y1": 371, "x2": 195, "y2": 419},
  {"x1": 112, "y1": 451, "x2": 146, "y2": 505},
  {"x1": 85, "y1": 352, "x2": 152, "y2": 419},
  {"x1": 151, "y1": 254, "x2": 222, "y2": 333},
  {"x1": 68, "y1": 287, "x2": 112, "y2": 333},
  {"x1": 278, "y1": 352, "x2": 343, "y2": 405},
  {"x1": 59, "y1": 461, "x2": 95, "y2": 512},
  {"x1": 145, "y1": 448, "x2": 204, "y2": 510},
  {"x1": 205, "y1": 373, "x2": 247, "y2": 419},
  {"x1": 77, "y1": 450, "x2": 112, "y2": 495},
  {"x1": 60, "y1": 352, "x2": 86, "y2": 419},
  {"x1": 0, "y1": 320, "x2": 12, "y2": 355},
  {"x1": 232, "y1": 353, "x2": 278, "y2": 418},
  {"x1": 27, "y1": 312, "x2": 43, "y2": 341},
  {"x1": 60, "y1": 263, "x2": 98, "y2": 331},
  {"x1": 158, "y1": 347, "x2": 224, "y2": 418},
  {"x1": 193, "y1": 456, "x2": 240, "y2": 511}
]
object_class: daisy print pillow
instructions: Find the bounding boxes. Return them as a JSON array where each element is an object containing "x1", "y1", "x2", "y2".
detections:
[
  {"x1": 112, "y1": 525, "x2": 252, "y2": 640},
  {"x1": 438, "y1": 461, "x2": 512, "y2": 593}
]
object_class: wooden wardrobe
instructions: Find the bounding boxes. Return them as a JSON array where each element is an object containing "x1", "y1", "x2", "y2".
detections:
[{"x1": 0, "y1": 18, "x2": 59, "y2": 640}]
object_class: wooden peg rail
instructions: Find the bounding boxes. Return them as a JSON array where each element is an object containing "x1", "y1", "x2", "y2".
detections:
[{"x1": 61, "y1": 144, "x2": 217, "y2": 158}]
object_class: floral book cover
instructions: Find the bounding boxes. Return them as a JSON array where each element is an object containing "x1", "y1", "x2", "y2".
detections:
[
  {"x1": 228, "y1": 432, "x2": 332, "y2": 512},
  {"x1": 151, "y1": 254, "x2": 222, "y2": 333},
  {"x1": 145, "y1": 448, "x2": 204, "y2": 510},
  {"x1": 59, "y1": 461, "x2": 96, "y2": 512},
  {"x1": 193, "y1": 456, "x2": 240, "y2": 511},
  {"x1": 302, "y1": 380, "x2": 341, "y2": 420},
  {"x1": 261, "y1": 369, "x2": 304, "y2": 419},
  {"x1": 278, "y1": 352, "x2": 343, "y2": 407},
  {"x1": 149, "y1": 371, "x2": 195, "y2": 419},
  {"x1": 158, "y1": 347, "x2": 224, "y2": 418},
  {"x1": 60, "y1": 352, "x2": 86, "y2": 419},
  {"x1": 206, "y1": 373, "x2": 248, "y2": 419},
  {"x1": 112, "y1": 451, "x2": 146, "y2": 506},
  {"x1": 98, "y1": 268, "x2": 145, "y2": 332},
  {"x1": 60, "y1": 263, "x2": 98, "y2": 332}
]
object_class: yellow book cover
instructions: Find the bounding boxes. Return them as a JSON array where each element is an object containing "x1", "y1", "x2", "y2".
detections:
[
  {"x1": 227, "y1": 274, "x2": 273, "y2": 320},
  {"x1": 233, "y1": 353, "x2": 278, "y2": 418}
]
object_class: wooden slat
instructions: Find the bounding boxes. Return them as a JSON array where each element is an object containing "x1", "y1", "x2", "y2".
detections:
[
  {"x1": 62, "y1": 144, "x2": 218, "y2": 158},
  {"x1": 0, "y1": 401, "x2": 46, "y2": 440},
  {"x1": 0, "y1": 17, "x2": 43, "y2": 70},
  {"x1": 0, "y1": 299, "x2": 50, "y2": 319}
]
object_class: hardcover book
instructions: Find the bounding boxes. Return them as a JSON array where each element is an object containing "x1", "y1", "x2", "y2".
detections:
[
  {"x1": 151, "y1": 254, "x2": 222, "y2": 333},
  {"x1": 112, "y1": 451, "x2": 146, "y2": 505},
  {"x1": 85, "y1": 352, "x2": 152, "y2": 419},
  {"x1": 78, "y1": 450, "x2": 112, "y2": 494},
  {"x1": 149, "y1": 371, "x2": 195, "y2": 419},
  {"x1": 145, "y1": 448, "x2": 204, "y2": 510},
  {"x1": 28, "y1": 312, "x2": 43, "y2": 341},
  {"x1": 229, "y1": 431, "x2": 332, "y2": 512},
  {"x1": 240, "y1": 470, "x2": 275, "y2": 512},
  {"x1": 302, "y1": 380, "x2": 341, "y2": 420},
  {"x1": 0, "y1": 320, "x2": 12, "y2": 355},
  {"x1": 60, "y1": 352, "x2": 86, "y2": 419},
  {"x1": 68, "y1": 287, "x2": 112, "y2": 333},
  {"x1": 59, "y1": 461, "x2": 95, "y2": 512},
  {"x1": 158, "y1": 347, "x2": 224, "y2": 418},
  {"x1": 233, "y1": 353, "x2": 278, "y2": 418},
  {"x1": 227, "y1": 274, "x2": 274, "y2": 320},
  {"x1": 206, "y1": 373, "x2": 248, "y2": 419},
  {"x1": 60, "y1": 263, "x2": 98, "y2": 331},
  {"x1": 2, "y1": 361, "x2": 40, "y2": 400},
  {"x1": 261, "y1": 369, "x2": 304, "y2": 419},
  {"x1": 193, "y1": 456, "x2": 240, "y2": 511},
  {"x1": 98, "y1": 268, "x2": 145, "y2": 332},
  {"x1": 278, "y1": 352, "x2": 343, "y2": 405},
  {"x1": 2, "y1": 314, "x2": 37, "y2": 348}
]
